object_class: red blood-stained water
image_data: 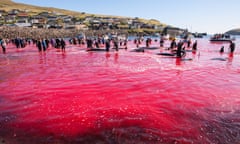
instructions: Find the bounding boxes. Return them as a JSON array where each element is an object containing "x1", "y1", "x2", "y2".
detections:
[{"x1": 0, "y1": 38, "x2": 240, "y2": 143}]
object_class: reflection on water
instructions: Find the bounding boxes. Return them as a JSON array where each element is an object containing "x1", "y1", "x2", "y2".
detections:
[{"x1": 0, "y1": 38, "x2": 240, "y2": 143}]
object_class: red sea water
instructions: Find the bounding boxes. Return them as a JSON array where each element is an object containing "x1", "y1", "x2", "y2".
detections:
[{"x1": 0, "y1": 38, "x2": 240, "y2": 144}]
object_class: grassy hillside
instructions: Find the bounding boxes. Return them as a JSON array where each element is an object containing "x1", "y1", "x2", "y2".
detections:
[
  {"x1": 0, "y1": 0, "x2": 164, "y2": 26},
  {"x1": 0, "y1": 0, "x2": 89, "y2": 16}
]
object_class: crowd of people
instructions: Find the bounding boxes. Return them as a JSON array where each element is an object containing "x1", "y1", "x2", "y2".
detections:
[
  {"x1": 0, "y1": 26, "x2": 129, "y2": 53},
  {"x1": 0, "y1": 26, "x2": 237, "y2": 57}
]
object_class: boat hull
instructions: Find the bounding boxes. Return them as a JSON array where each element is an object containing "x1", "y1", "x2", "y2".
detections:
[{"x1": 210, "y1": 39, "x2": 232, "y2": 42}]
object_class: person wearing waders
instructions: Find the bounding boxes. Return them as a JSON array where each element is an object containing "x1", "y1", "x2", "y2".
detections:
[
  {"x1": 114, "y1": 38, "x2": 119, "y2": 52},
  {"x1": 37, "y1": 39, "x2": 42, "y2": 52},
  {"x1": 60, "y1": 38, "x2": 66, "y2": 52},
  {"x1": 192, "y1": 40, "x2": 197, "y2": 51},
  {"x1": 220, "y1": 46, "x2": 224, "y2": 53},
  {"x1": 229, "y1": 41, "x2": 235, "y2": 53},
  {"x1": 177, "y1": 41, "x2": 183, "y2": 57},
  {"x1": 170, "y1": 39, "x2": 177, "y2": 50},
  {"x1": 160, "y1": 37, "x2": 164, "y2": 47},
  {"x1": 105, "y1": 39, "x2": 110, "y2": 52}
]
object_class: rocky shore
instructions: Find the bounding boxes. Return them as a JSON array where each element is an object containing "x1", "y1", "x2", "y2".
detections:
[{"x1": 0, "y1": 26, "x2": 130, "y2": 39}]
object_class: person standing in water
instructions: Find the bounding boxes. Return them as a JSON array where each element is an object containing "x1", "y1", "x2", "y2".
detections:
[
  {"x1": 220, "y1": 46, "x2": 224, "y2": 53},
  {"x1": 113, "y1": 38, "x2": 119, "y2": 52},
  {"x1": 105, "y1": 39, "x2": 110, "y2": 52},
  {"x1": 160, "y1": 36, "x2": 164, "y2": 47},
  {"x1": 123, "y1": 39, "x2": 128, "y2": 49},
  {"x1": 177, "y1": 40, "x2": 184, "y2": 57},
  {"x1": 187, "y1": 39, "x2": 192, "y2": 48},
  {"x1": 192, "y1": 40, "x2": 197, "y2": 51},
  {"x1": 37, "y1": 39, "x2": 42, "y2": 52},
  {"x1": 146, "y1": 38, "x2": 150, "y2": 47},
  {"x1": 60, "y1": 38, "x2": 66, "y2": 52},
  {"x1": 229, "y1": 41, "x2": 235, "y2": 53},
  {"x1": 1, "y1": 39, "x2": 7, "y2": 54},
  {"x1": 170, "y1": 39, "x2": 177, "y2": 50}
]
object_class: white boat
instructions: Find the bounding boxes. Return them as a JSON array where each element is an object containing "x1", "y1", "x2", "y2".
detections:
[{"x1": 210, "y1": 34, "x2": 235, "y2": 42}]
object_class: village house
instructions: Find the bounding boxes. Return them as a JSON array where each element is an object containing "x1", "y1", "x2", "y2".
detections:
[
  {"x1": 15, "y1": 13, "x2": 32, "y2": 27},
  {"x1": 154, "y1": 25, "x2": 165, "y2": 31},
  {"x1": 8, "y1": 9, "x2": 20, "y2": 15},
  {"x1": 58, "y1": 15, "x2": 72, "y2": 23},
  {"x1": 89, "y1": 19, "x2": 102, "y2": 30},
  {"x1": 141, "y1": 23, "x2": 154, "y2": 29},
  {"x1": 5, "y1": 10, "x2": 18, "y2": 23},
  {"x1": 0, "y1": 10, "x2": 7, "y2": 24},
  {"x1": 30, "y1": 16, "x2": 47, "y2": 28},
  {"x1": 0, "y1": 10, "x2": 7, "y2": 17},
  {"x1": 0, "y1": 8, "x2": 171, "y2": 33},
  {"x1": 74, "y1": 22, "x2": 88, "y2": 30},
  {"x1": 38, "y1": 12, "x2": 50, "y2": 17},
  {"x1": 84, "y1": 16, "x2": 94, "y2": 23},
  {"x1": 14, "y1": 22, "x2": 32, "y2": 27},
  {"x1": 47, "y1": 16, "x2": 58, "y2": 21},
  {"x1": 17, "y1": 12, "x2": 29, "y2": 23},
  {"x1": 130, "y1": 21, "x2": 142, "y2": 29},
  {"x1": 5, "y1": 15, "x2": 15, "y2": 23}
]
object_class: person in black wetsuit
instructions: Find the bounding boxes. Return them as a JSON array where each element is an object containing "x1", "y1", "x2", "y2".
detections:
[
  {"x1": 187, "y1": 39, "x2": 191, "y2": 48},
  {"x1": 105, "y1": 39, "x2": 110, "y2": 52},
  {"x1": 123, "y1": 39, "x2": 127, "y2": 49},
  {"x1": 60, "y1": 38, "x2": 66, "y2": 52},
  {"x1": 86, "y1": 38, "x2": 93, "y2": 49},
  {"x1": 146, "y1": 38, "x2": 150, "y2": 47},
  {"x1": 95, "y1": 40, "x2": 99, "y2": 48},
  {"x1": 37, "y1": 39, "x2": 42, "y2": 52},
  {"x1": 170, "y1": 39, "x2": 177, "y2": 50},
  {"x1": 220, "y1": 46, "x2": 224, "y2": 53},
  {"x1": 192, "y1": 40, "x2": 197, "y2": 51},
  {"x1": 177, "y1": 40, "x2": 184, "y2": 57},
  {"x1": 113, "y1": 38, "x2": 119, "y2": 51},
  {"x1": 229, "y1": 41, "x2": 235, "y2": 53},
  {"x1": 160, "y1": 37, "x2": 164, "y2": 47}
]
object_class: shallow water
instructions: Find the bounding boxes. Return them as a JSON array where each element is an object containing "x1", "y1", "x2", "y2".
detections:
[{"x1": 0, "y1": 38, "x2": 240, "y2": 144}]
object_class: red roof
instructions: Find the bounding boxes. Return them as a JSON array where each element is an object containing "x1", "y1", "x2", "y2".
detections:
[{"x1": 18, "y1": 13, "x2": 29, "y2": 17}]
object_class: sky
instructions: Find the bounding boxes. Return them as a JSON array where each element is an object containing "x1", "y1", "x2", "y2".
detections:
[{"x1": 13, "y1": 0, "x2": 240, "y2": 34}]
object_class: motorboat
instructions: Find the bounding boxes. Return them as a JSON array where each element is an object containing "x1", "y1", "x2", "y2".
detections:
[{"x1": 210, "y1": 34, "x2": 235, "y2": 42}]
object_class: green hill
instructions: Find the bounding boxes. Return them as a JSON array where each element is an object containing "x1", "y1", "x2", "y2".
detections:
[
  {"x1": 0, "y1": 0, "x2": 94, "y2": 17},
  {"x1": 0, "y1": 0, "x2": 164, "y2": 26}
]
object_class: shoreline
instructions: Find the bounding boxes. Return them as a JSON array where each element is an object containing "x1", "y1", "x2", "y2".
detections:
[
  {"x1": 0, "y1": 26, "x2": 129, "y2": 39},
  {"x1": 0, "y1": 26, "x2": 161, "y2": 40}
]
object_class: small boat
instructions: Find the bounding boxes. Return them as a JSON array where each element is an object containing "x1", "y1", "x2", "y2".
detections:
[{"x1": 210, "y1": 34, "x2": 235, "y2": 42}]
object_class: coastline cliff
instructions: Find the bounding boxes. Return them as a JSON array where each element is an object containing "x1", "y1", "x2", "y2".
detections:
[{"x1": 225, "y1": 28, "x2": 240, "y2": 35}]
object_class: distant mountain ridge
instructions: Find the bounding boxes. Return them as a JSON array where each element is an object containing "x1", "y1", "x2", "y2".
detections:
[
  {"x1": 0, "y1": 0, "x2": 163, "y2": 26},
  {"x1": 1, "y1": 0, "x2": 106, "y2": 17},
  {"x1": 225, "y1": 28, "x2": 240, "y2": 35}
]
